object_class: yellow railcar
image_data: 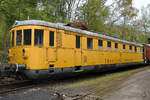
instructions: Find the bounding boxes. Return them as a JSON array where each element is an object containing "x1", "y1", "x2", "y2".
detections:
[{"x1": 6, "y1": 20, "x2": 144, "y2": 79}]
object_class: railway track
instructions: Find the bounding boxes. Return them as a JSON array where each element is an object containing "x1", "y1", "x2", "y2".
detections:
[
  {"x1": 0, "y1": 80, "x2": 36, "y2": 95},
  {"x1": 0, "y1": 66, "x2": 148, "y2": 99}
]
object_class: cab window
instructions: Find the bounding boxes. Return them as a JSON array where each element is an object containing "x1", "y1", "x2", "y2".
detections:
[
  {"x1": 11, "y1": 31, "x2": 14, "y2": 46},
  {"x1": 34, "y1": 29, "x2": 44, "y2": 45},
  {"x1": 107, "y1": 41, "x2": 111, "y2": 51},
  {"x1": 49, "y1": 31, "x2": 54, "y2": 46},
  {"x1": 16, "y1": 30, "x2": 22, "y2": 46},
  {"x1": 24, "y1": 29, "x2": 31, "y2": 45}
]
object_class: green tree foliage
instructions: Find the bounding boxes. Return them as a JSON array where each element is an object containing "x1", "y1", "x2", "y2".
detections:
[
  {"x1": 42, "y1": 0, "x2": 78, "y2": 23},
  {"x1": 42, "y1": 0, "x2": 68, "y2": 22},
  {"x1": 117, "y1": 0, "x2": 138, "y2": 25},
  {"x1": 76, "y1": 0, "x2": 109, "y2": 33},
  {"x1": 107, "y1": 0, "x2": 138, "y2": 25},
  {"x1": 0, "y1": 0, "x2": 47, "y2": 63},
  {"x1": 0, "y1": 0, "x2": 149, "y2": 59},
  {"x1": 103, "y1": 0, "x2": 145, "y2": 42},
  {"x1": 134, "y1": 5, "x2": 150, "y2": 35},
  {"x1": 0, "y1": 0, "x2": 77, "y2": 56}
]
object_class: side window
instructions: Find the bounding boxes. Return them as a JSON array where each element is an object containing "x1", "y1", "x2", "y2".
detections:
[
  {"x1": 140, "y1": 47, "x2": 142, "y2": 53},
  {"x1": 34, "y1": 29, "x2": 44, "y2": 45},
  {"x1": 87, "y1": 38, "x2": 93, "y2": 49},
  {"x1": 24, "y1": 29, "x2": 31, "y2": 45},
  {"x1": 115, "y1": 43, "x2": 118, "y2": 51},
  {"x1": 11, "y1": 31, "x2": 14, "y2": 46},
  {"x1": 16, "y1": 30, "x2": 22, "y2": 46},
  {"x1": 135, "y1": 46, "x2": 137, "y2": 52},
  {"x1": 76, "y1": 36, "x2": 80, "y2": 48},
  {"x1": 49, "y1": 31, "x2": 54, "y2": 46},
  {"x1": 98, "y1": 40, "x2": 103, "y2": 50},
  {"x1": 107, "y1": 41, "x2": 111, "y2": 51},
  {"x1": 129, "y1": 45, "x2": 132, "y2": 52},
  {"x1": 123, "y1": 44, "x2": 126, "y2": 52}
]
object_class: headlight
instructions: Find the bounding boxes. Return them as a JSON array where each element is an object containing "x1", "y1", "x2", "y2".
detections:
[
  {"x1": 22, "y1": 48, "x2": 28, "y2": 59},
  {"x1": 22, "y1": 48, "x2": 25, "y2": 58}
]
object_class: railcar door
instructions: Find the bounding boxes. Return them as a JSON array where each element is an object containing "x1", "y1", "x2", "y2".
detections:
[
  {"x1": 46, "y1": 29, "x2": 57, "y2": 62},
  {"x1": 74, "y1": 35, "x2": 82, "y2": 66}
]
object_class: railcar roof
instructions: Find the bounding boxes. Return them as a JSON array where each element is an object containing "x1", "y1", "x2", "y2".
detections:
[{"x1": 12, "y1": 20, "x2": 143, "y2": 47}]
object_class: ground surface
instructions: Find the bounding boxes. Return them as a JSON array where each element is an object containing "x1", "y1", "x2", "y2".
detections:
[
  {"x1": 104, "y1": 69, "x2": 150, "y2": 100},
  {"x1": 0, "y1": 66, "x2": 150, "y2": 100}
]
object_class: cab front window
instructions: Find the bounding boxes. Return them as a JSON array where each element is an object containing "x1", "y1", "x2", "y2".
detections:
[
  {"x1": 11, "y1": 30, "x2": 14, "y2": 46},
  {"x1": 34, "y1": 29, "x2": 44, "y2": 45},
  {"x1": 24, "y1": 29, "x2": 31, "y2": 45},
  {"x1": 16, "y1": 30, "x2": 22, "y2": 46}
]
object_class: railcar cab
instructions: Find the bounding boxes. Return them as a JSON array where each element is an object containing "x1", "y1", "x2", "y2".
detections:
[
  {"x1": 6, "y1": 24, "x2": 57, "y2": 79},
  {"x1": 10, "y1": 28, "x2": 44, "y2": 59}
]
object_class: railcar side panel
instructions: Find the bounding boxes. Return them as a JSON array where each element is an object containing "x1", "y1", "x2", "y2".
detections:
[{"x1": 7, "y1": 21, "x2": 144, "y2": 79}]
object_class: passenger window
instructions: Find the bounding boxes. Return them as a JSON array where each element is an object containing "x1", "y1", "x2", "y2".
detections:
[
  {"x1": 135, "y1": 46, "x2": 137, "y2": 52},
  {"x1": 49, "y1": 31, "x2": 54, "y2": 46},
  {"x1": 123, "y1": 44, "x2": 126, "y2": 52},
  {"x1": 34, "y1": 29, "x2": 44, "y2": 45},
  {"x1": 16, "y1": 30, "x2": 22, "y2": 46},
  {"x1": 11, "y1": 31, "x2": 14, "y2": 46},
  {"x1": 87, "y1": 38, "x2": 93, "y2": 49},
  {"x1": 107, "y1": 41, "x2": 111, "y2": 51},
  {"x1": 98, "y1": 40, "x2": 103, "y2": 50},
  {"x1": 76, "y1": 36, "x2": 80, "y2": 48},
  {"x1": 115, "y1": 43, "x2": 118, "y2": 51},
  {"x1": 24, "y1": 29, "x2": 31, "y2": 45},
  {"x1": 140, "y1": 47, "x2": 142, "y2": 52},
  {"x1": 129, "y1": 45, "x2": 132, "y2": 52}
]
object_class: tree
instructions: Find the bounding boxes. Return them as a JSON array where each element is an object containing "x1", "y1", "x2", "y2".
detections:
[
  {"x1": 42, "y1": 0, "x2": 69, "y2": 22},
  {"x1": 76, "y1": 0, "x2": 109, "y2": 33},
  {"x1": 136, "y1": 5, "x2": 150, "y2": 35},
  {"x1": 107, "y1": 0, "x2": 138, "y2": 25}
]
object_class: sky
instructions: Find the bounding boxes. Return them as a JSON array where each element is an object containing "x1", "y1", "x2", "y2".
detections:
[
  {"x1": 107, "y1": 0, "x2": 150, "y2": 9},
  {"x1": 133, "y1": 0, "x2": 150, "y2": 9}
]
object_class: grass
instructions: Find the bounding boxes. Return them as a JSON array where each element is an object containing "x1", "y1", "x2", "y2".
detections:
[
  {"x1": 62, "y1": 66, "x2": 150, "y2": 98},
  {"x1": 65, "y1": 66, "x2": 150, "y2": 89},
  {"x1": 0, "y1": 64, "x2": 4, "y2": 73}
]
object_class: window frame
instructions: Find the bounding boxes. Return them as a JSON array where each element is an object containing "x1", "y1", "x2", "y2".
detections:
[
  {"x1": 107, "y1": 41, "x2": 111, "y2": 51},
  {"x1": 49, "y1": 31, "x2": 54, "y2": 46},
  {"x1": 135, "y1": 46, "x2": 137, "y2": 52},
  {"x1": 123, "y1": 44, "x2": 126, "y2": 52},
  {"x1": 129, "y1": 45, "x2": 132, "y2": 52},
  {"x1": 16, "y1": 30, "x2": 22, "y2": 46},
  {"x1": 23, "y1": 29, "x2": 32, "y2": 45},
  {"x1": 140, "y1": 47, "x2": 142, "y2": 53},
  {"x1": 98, "y1": 40, "x2": 103, "y2": 50},
  {"x1": 76, "y1": 35, "x2": 80, "y2": 48},
  {"x1": 115, "y1": 43, "x2": 118, "y2": 51},
  {"x1": 11, "y1": 30, "x2": 15, "y2": 47},
  {"x1": 34, "y1": 29, "x2": 44, "y2": 46},
  {"x1": 87, "y1": 38, "x2": 93, "y2": 50}
]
